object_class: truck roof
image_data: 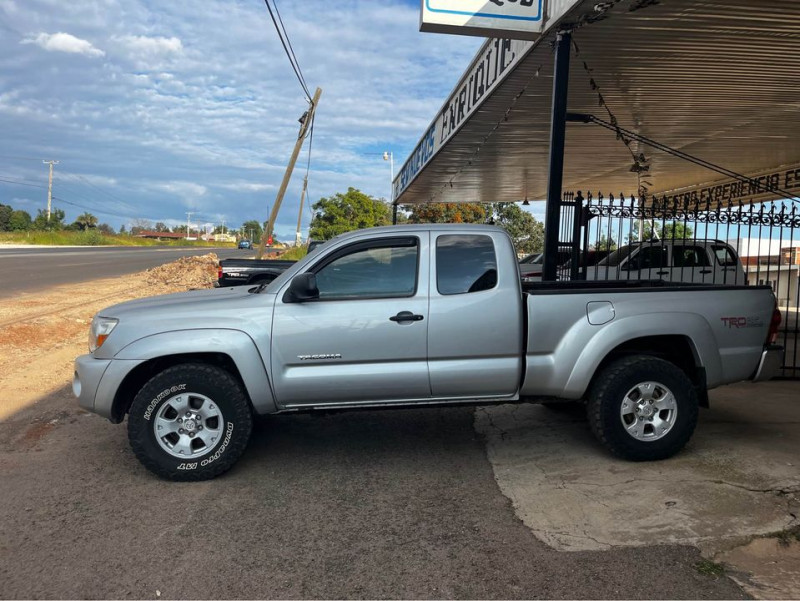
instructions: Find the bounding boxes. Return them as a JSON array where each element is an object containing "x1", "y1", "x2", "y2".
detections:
[{"x1": 331, "y1": 223, "x2": 505, "y2": 242}]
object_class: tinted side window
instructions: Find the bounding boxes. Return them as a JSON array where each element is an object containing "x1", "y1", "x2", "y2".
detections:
[
  {"x1": 672, "y1": 246, "x2": 711, "y2": 267},
  {"x1": 437, "y1": 235, "x2": 497, "y2": 295},
  {"x1": 314, "y1": 240, "x2": 418, "y2": 299},
  {"x1": 713, "y1": 245, "x2": 737, "y2": 266},
  {"x1": 630, "y1": 246, "x2": 668, "y2": 269}
]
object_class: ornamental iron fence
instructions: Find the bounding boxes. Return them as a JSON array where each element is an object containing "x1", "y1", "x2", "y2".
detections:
[{"x1": 555, "y1": 191, "x2": 800, "y2": 378}]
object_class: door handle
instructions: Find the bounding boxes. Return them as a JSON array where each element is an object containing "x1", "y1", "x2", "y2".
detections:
[
  {"x1": 389, "y1": 311, "x2": 424, "y2": 323},
  {"x1": 699, "y1": 269, "x2": 712, "y2": 274},
  {"x1": 656, "y1": 270, "x2": 670, "y2": 275}
]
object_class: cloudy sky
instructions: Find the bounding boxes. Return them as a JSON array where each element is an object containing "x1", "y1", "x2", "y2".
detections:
[{"x1": 0, "y1": 0, "x2": 482, "y2": 239}]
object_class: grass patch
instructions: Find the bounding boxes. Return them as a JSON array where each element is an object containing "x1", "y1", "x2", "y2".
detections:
[
  {"x1": 0, "y1": 230, "x2": 235, "y2": 248},
  {"x1": 695, "y1": 559, "x2": 726, "y2": 578},
  {"x1": 280, "y1": 246, "x2": 308, "y2": 261},
  {"x1": 775, "y1": 525, "x2": 800, "y2": 547}
]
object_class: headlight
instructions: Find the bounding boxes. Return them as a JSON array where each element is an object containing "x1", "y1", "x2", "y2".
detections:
[{"x1": 89, "y1": 316, "x2": 118, "y2": 352}]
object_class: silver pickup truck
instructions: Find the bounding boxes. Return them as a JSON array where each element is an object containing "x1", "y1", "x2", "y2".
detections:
[{"x1": 74, "y1": 224, "x2": 783, "y2": 481}]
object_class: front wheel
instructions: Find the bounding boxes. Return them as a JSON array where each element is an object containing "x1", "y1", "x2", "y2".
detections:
[
  {"x1": 127, "y1": 363, "x2": 253, "y2": 481},
  {"x1": 587, "y1": 355, "x2": 698, "y2": 461}
]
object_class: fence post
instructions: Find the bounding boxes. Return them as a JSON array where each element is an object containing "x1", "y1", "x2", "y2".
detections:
[{"x1": 543, "y1": 30, "x2": 572, "y2": 282}]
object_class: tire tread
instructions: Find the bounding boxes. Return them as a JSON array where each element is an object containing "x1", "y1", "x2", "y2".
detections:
[{"x1": 127, "y1": 363, "x2": 253, "y2": 481}]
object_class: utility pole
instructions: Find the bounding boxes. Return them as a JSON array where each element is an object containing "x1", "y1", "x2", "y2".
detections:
[
  {"x1": 185, "y1": 212, "x2": 194, "y2": 240},
  {"x1": 43, "y1": 160, "x2": 59, "y2": 221},
  {"x1": 295, "y1": 175, "x2": 308, "y2": 246},
  {"x1": 383, "y1": 151, "x2": 395, "y2": 224},
  {"x1": 257, "y1": 86, "x2": 322, "y2": 259}
]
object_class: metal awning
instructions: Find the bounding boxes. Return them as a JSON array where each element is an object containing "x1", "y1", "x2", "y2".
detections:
[{"x1": 395, "y1": 0, "x2": 800, "y2": 206}]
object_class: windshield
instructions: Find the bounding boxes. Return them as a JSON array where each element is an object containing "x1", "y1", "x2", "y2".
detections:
[
  {"x1": 598, "y1": 245, "x2": 636, "y2": 267},
  {"x1": 519, "y1": 253, "x2": 542, "y2": 264}
]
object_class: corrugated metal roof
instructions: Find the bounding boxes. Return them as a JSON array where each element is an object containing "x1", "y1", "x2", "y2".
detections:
[{"x1": 395, "y1": 0, "x2": 800, "y2": 206}]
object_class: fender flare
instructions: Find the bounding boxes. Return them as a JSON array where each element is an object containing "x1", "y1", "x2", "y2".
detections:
[
  {"x1": 563, "y1": 312, "x2": 722, "y2": 397},
  {"x1": 115, "y1": 328, "x2": 277, "y2": 414}
]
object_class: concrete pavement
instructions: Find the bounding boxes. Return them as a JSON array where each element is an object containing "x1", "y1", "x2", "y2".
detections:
[{"x1": 475, "y1": 379, "x2": 800, "y2": 598}]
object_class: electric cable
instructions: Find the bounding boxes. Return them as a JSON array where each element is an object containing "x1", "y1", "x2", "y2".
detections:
[{"x1": 262, "y1": 0, "x2": 311, "y2": 101}]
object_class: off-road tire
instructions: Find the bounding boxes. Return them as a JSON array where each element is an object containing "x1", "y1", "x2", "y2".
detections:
[
  {"x1": 128, "y1": 363, "x2": 253, "y2": 481},
  {"x1": 587, "y1": 355, "x2": 698, "y2": 461}
]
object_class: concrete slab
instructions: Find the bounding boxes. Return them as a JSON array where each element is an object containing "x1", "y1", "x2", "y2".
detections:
[
  {"x1": 718, "y1": 537, "x2": 800, "y2": 600},
  {"x1": 475, "y1": 380, "x2": 800, "y2": 595}
]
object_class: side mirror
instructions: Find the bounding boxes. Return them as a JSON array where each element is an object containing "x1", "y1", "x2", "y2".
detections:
[{"x1": 284, "y1": 273, "x2": 319, "y2": 303}]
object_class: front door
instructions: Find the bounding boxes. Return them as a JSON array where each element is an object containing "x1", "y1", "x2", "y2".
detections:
[{"x1": 270, "y1": 234, "x2": 430, "y2": 407}]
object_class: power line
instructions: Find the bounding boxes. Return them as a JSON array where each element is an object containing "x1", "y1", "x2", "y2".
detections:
[
  {"x1": 262, "y1": 0, "x2": 311, "y2": 101},
  {"x1": 272, "y1": 0, "x2": 309, "y2": 96},
  {"x1": 0, "y1": 176, "x2": 47, "y2": 190},
  {"x1": 0, "y1": 154, "x2": 46, "y2": 162}
]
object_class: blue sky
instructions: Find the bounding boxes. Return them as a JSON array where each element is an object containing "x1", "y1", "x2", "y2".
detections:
[{"x1": 0, "y1": 0, "x2": 482, "y2": 239}]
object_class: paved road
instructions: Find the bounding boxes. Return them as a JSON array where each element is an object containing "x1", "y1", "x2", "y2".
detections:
[
  {"x1": 0, "y1": 246, "x2": 246, "y2": 298},
  {"x1": 0, "y1": 386, "x2": 746, "y2": 599}
]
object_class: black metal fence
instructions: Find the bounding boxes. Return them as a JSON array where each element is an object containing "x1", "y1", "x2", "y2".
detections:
[{"x1": 556, "y1": 191, "x2": 800, "y2": 377}]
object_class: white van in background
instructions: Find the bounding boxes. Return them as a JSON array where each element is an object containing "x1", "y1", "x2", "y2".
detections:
[{"x1": 585, "y1": 239, "x2": 747, "y2": 285}]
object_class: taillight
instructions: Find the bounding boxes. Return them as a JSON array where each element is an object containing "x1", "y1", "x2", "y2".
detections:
[
  {"x1": 217, "y1": 265, "x2": 222, "y2": 280},
  {"x1": 767, "y1": 305, "x2": 782, "y2": 345}
]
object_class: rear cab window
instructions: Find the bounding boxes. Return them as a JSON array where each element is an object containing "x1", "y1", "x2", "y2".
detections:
[
  {"x1": 436, "y1": 234, "x2": 498, "y2": 295},
  {"x1": 712, "y1": 244, "x2": 738, "y2": 266}
]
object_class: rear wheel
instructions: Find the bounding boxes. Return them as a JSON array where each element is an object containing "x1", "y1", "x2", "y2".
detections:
[
  {"x1": 587, "y1": 355, "x2": 698, "y2": 461},
  {"x1": 127, "y1": 363, "x2": 253, "y2": 481}
]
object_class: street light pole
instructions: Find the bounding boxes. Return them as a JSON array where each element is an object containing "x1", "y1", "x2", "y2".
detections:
[{"x1": 383, "y1": 151, "x2": 395, "y2": 224}]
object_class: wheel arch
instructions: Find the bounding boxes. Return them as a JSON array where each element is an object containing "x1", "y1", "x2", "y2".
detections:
[
  {"x1": 110, "y1": 329, "x2": 277, "y2": 422},
  {"x1": 588, "y1": 335, "x2": 709, "y2": 408},
  {"x1": 110, "y1": 353, "x2": 247, "y2": 423},
  {"x1": 563, "y1": 313, "x2": 720, "y2": 406}
]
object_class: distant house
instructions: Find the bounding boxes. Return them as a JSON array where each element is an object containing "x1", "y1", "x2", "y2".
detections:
[{"x1": 731, "y1": 238, "x2": 800, "y2": 306}]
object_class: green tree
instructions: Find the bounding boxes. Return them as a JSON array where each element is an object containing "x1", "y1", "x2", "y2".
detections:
[
  {"x1": 661, "y1": 221, "x2": 693, "y2": 240},
  {"x1": 407, "y1": 202, "x2": 488, "y2": 224},
  {"x1": 310, "y1": 187, "x2": 391, "y2": 240},
  {"x1": 491, "y1": 203, "x2": 544, "y2": 254},
  {"x1": 130, "y1": 218, "x2": 152, "y2": 236},
  {"x1": 75, "y1": 212, "x2": 98, "y2": 231},
  {"x1": 241, "y1": 220, "x2": 263, "y2": 241},
  {"x1": 98, "y1": 223, "x2": 115, "y2": 235},
  {"x1": 9, "y1": 210, "x2": 32, "y2": 231},
  {"x1": 0, "y1": 204, "x2": 12, "y2": 231},
  {"x1": 119, "y1": 224, "x2": 127, "y2": 234},
  {"x1": 627, "y1": 221, "x2": 693, "y2": 243},
  {"x1": 594, "y1": 235, "x2": 618, "y2": 251},
  {"x1": 32, "y1": 208, "x2": 66, "y2": 231},
  {"x1": 154, "y1": 222, "x2": 170, "y2": 232}
]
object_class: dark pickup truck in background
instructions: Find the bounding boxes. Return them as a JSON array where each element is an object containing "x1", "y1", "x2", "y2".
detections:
[{"x1": 216, "y1": 240, "x2": 324, "y2": 287}]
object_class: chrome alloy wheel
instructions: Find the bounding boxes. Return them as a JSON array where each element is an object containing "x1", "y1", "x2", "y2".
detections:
[
  {"x1": 153, "y1": 393, "x2": 225, "y2": 458},
  {"x1": 619, "y1": 381, "x2": 678, "y2": 442}
]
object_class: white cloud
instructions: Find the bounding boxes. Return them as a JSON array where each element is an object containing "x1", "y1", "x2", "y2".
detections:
[
  {"x1": 113, "y1": 34, "x2": 182, "y2": 56},
  {"x1": 152, "y1": 181, "x2": 208, "y2": 199},
  {"x1": 21, "y1": 32, "x2": 104, "y2": 57},
  {"x1": 109, "y1": 35, "x2": 183, "y2": 70},
  {"x1": 1, "y1": 0, "x2": 480, "y2": 234},
  {"x1": 218, "y1": 182, "x2": 276, "y2": 193}
]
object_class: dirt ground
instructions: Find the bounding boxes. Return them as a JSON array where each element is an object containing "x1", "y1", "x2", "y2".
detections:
[
  {"x1": 0, "y1": 254, "x2": 219, "y2": 421},
  {"x1": 0, "y1": 255, "x2": 755, "y2": 599}
]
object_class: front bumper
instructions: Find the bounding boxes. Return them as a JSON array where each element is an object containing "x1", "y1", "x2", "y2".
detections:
[
  {"x1": 752, "y1": 345, "x2": 784, "y2": 382},
  {"x1": 74, "y1": 354, "x2": 144, "y2": 421}
]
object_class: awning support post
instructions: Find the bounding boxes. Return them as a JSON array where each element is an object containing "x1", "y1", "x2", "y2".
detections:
[{"x1": 543, "y1": 31, "x2": 572, "y2": 282}]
